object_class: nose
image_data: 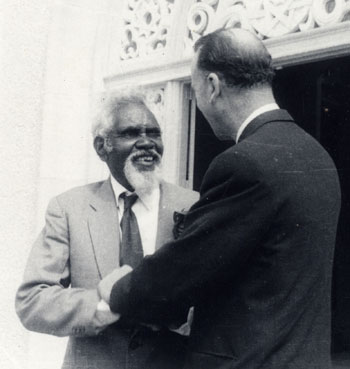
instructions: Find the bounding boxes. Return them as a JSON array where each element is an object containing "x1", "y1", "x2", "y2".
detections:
[{"x1": 135, "y1": 135, "x2": 155, "y2": 150}]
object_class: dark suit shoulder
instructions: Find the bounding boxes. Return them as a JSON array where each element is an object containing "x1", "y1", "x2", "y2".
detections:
[
  {"x1": 215, "y1": 121, "x2": 335, "y2": 177},
  {"x1": 202, "y1": 145, "x2": 263, "y2": 195},
  {"x1": 240, "y1": 121, "x2": 337, "y2": 173},
  {"x1": 203, "y1": 121, "x2": 339, "y2": 206}
]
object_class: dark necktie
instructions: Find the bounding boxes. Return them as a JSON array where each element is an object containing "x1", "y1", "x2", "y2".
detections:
[{"x1": 119, "y1": 193, "x2": 144, "y2": 268}]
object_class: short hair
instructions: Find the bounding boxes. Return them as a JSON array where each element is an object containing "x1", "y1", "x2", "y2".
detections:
[
  {"x1": 193, "y1": 28, "x2": 275, "y2": 88},
  {"x1": 92, "y1": 88, "x2": 150, "y2": 139}
]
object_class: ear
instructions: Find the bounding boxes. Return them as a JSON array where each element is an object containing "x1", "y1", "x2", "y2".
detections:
[
  {"x1": 207, "y1": 73, "x2": 221, "y2": 103},
  {"x1": 94, "y1": 136, "x2": 109, "y2": 162}
]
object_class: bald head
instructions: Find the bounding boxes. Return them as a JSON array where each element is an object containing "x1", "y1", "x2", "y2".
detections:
[{"x1": 193, "y1": 28, "x2": 275, "y2": 88}]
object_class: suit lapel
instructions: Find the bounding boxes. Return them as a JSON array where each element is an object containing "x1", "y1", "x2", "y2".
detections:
[
  {"x1": 238, "y1": 109, "x2": 294, "y2": 143},
  {"x1": 155, "y1": 182, "x2": 175, "y2": 250},
  {"x1": 87, "y1": 179, "x2": 120, "y2": 278}
]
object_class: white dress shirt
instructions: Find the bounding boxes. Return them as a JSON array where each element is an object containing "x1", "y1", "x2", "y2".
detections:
[
  {"x1": 110, "y1": 176, "x2": 160, "y2": 256},
  {"x1": 236, "y1": 103, "x2": 279, "y2": 142},
  {"x1": 96, "y1": 176, "x2": 160, "y2": 318},
  {"x1": 96, "y1": 179, "x2": 193, "y2": 335}
]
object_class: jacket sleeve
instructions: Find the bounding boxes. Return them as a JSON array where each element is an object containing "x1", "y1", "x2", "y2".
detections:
[
  {"x1": 15, "y1": 197, "x2": 118, "y2": 337},
  {"x1": 109, "y1": 152, "x2": 277, "y2": 325}
]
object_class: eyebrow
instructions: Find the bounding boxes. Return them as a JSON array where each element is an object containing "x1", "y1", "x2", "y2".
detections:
[
  {"x1": 116, "y1": 127, "x2": 162, "y2": 134},
  {"x1": 118, "y1": 126, "x2": 161, "y2": 131}
]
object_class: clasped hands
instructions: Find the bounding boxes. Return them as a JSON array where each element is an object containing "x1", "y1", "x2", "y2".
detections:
[
  {"x1": 98, "y1": 264, "x2": 133, "y2": 305},
  {"x1": 97, "y1": 264, "x2": 193, "y2": 336}
]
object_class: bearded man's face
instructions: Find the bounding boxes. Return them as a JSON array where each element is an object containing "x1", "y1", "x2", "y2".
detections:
[{"x1": 105, "y1": 102, "x2": 163, "y2": 192}]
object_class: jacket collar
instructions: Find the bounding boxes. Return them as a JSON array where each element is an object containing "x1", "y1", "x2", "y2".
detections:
[
  {"x1": 238, "y1": 109, "x2": 294, "y2": 143},
  {"x1": 87, "y1": 179, "x2": 174, "y2": 276},
  {"x1": 87, "y1": 179, "x2": 120, "y2": 278}
]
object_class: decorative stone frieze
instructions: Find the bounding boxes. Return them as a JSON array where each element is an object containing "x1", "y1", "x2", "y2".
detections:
[
  {"x1": 119, "y1": 0, "x2": 350, "y2": 61},
  {"x1": 120, "y1": 0, "x2": 175, "y2": 60},
  {"x1": 108, "y1": 0, "x2": 350, "y2": 82},
  {"x1": 186, "y1": 0, "x2": 350, "y2": 45}
]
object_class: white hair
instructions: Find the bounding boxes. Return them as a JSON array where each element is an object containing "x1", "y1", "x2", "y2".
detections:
[{"x1": 91, "y1": 87, "x2": 150, "y2": 140}]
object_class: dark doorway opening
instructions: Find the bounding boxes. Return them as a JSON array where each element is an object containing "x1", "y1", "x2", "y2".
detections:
[
  {"x1": 274, "y1": 56, "x2": 350, "y2": 357},
  {"x1": 193, "y1": 55, "x2": 350, "y2": 358}
]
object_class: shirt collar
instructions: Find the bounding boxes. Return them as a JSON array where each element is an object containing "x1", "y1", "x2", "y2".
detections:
[
  {"x1": 236, "y1": 103, "x2": 279, "y2": 142},
  {"x1": 110, "y1": 175, "x2": 159, "y2": 211}
]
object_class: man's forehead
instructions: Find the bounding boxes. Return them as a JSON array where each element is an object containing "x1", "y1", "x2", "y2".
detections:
[{"x1": 114, "y1": 103, "x2": 160, "y2": 129}]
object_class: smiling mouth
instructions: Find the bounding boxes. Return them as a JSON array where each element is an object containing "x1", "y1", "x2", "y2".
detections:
[
  {"x1": 131, "y1": 150, "x2": 161, "y2": 168},
  {"x1": 134, "y1": 155, "x2": 156, "y2": 166}
]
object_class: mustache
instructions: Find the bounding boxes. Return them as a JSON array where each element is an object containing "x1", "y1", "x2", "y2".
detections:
[{"x1": 128, "y1": 149, "x2": 162, "y2": 162}]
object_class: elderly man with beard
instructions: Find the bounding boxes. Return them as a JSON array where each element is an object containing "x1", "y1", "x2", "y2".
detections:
[{"x1": 15, "y1": 91, "x2": 198, "y2": 369}]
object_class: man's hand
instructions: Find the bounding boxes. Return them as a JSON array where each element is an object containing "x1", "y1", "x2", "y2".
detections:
[{"x1": 98, "y1": 265, "x2": 133, "y2": 304}]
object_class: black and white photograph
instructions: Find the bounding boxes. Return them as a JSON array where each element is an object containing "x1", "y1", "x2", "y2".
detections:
[{"x1": 2, "y1": 1, "x2": 350, "y2": 368}]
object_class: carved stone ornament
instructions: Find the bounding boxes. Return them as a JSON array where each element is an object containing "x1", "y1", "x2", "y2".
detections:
[
  {"x1": 120, "y1": 0, "x2": 175, "y2": 60},
  {"x1": 186, "y1": 0, "x2": 350, "y2": 45},
  {"x1": 145, "y1": 86, "x2": 166, "y2": 127}
]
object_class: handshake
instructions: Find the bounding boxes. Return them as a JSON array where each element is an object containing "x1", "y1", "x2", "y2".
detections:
[
  {"x1": 98, "y1": 264, "x2": 133, "y2": 305},
  {"x1": 97, "y1": 210, "x2": 192, "y2": 335},
  {"x1": 98, "y1": 210, "x2": 188, "y2": 304}
]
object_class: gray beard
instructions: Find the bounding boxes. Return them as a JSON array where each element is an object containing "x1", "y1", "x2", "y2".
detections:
[{"x1": 124, "y1": 156, "x2": 162, "y2": 196}]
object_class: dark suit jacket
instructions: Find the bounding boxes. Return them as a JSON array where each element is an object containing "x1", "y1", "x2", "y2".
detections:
[
  {"x1": 110, "y1": 110, "x2": 341, "y2": 369},
  {"x1": 15, "y1": 179, "x2": 198, "y2": 369}
]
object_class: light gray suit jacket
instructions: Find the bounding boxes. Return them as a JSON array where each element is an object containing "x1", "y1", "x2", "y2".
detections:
[{"x1": 16, "y1": 179, "x2": 198, "y2": 369}]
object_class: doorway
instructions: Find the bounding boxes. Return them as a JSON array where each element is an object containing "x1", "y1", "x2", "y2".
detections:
[{"x1": 192, "y1": 55, "x2": 350, "y2": 356}]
